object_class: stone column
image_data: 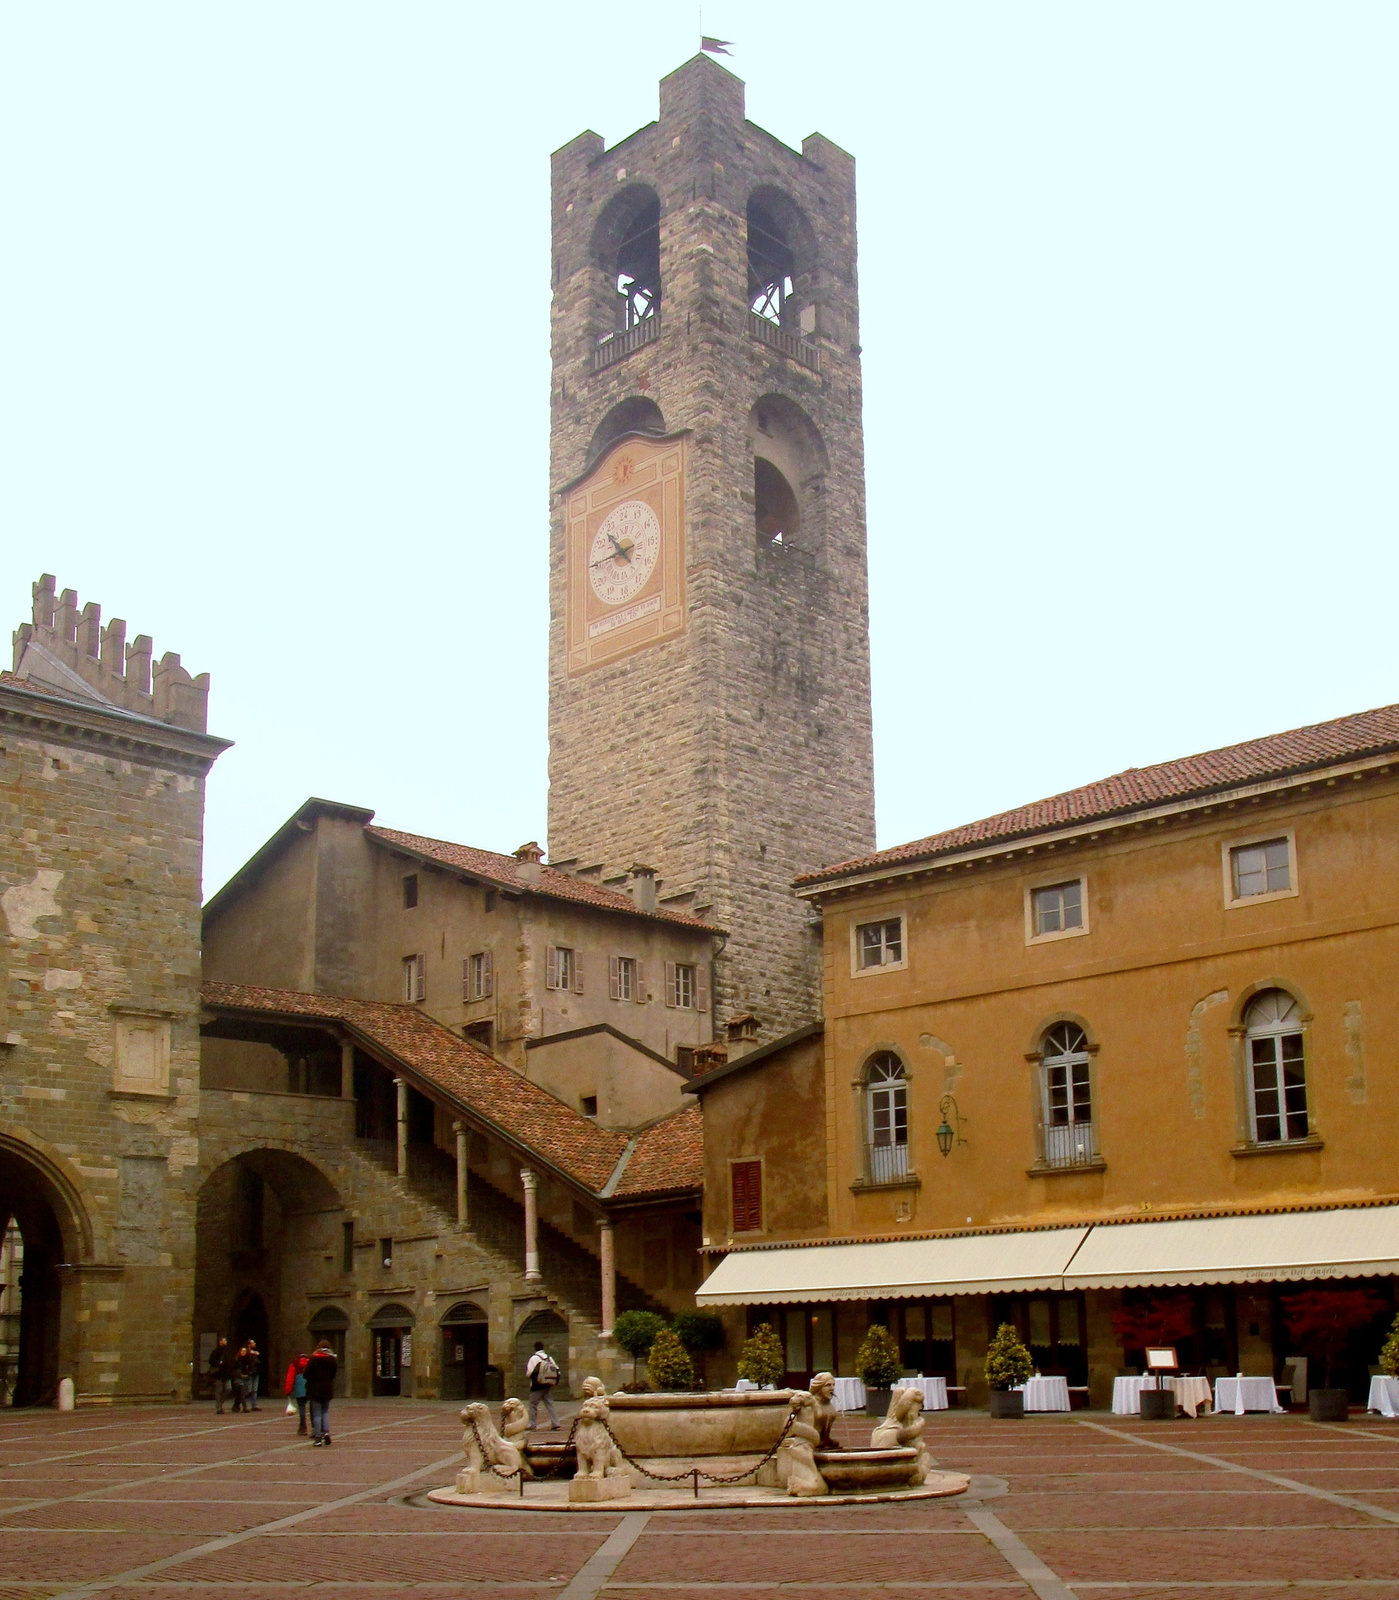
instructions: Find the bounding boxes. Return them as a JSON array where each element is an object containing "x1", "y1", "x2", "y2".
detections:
[
  {"x1": 395, "y1": 1077, "x2": 408, "y2": 1178},
  {"x1": 598, "y1": 1219, "x2": 616, "y2": 1337},
  {"x1": 521, "y1": 1169, "x2": 542, "y2": 1282},
  {"x1": 454, "y1": 1120, "x2": 468, "y2": 1227},
  {"x1": 340, "y1": 1040, "x2": 355, "y2": 1100}
]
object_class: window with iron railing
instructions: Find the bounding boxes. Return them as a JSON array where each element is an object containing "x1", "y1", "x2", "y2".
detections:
[
  {"x1": 1039, "y1": 1022, "x2": 1096, "y2": 1168},
  {"x1": 866, "y1": 1053, "x2": 909, "y2": 1181}
]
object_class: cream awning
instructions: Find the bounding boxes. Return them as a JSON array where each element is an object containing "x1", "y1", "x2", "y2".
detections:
[
  {"x1": 695, "y1": 1227, "x2": 1090, "y2": 1306},
  {"x1": 1062, "y1": 1204, "x2": 1399, "y2": 1290}
]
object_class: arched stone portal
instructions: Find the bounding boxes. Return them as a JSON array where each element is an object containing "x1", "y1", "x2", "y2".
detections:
[
  {"x1": 514, "y1": 1308, "x2": 569, "y2": 1401},
  {"x1": 194, "y1": 1149, "x2": 341, "y2": 1404},
  {"x1": 440, "y1": 1299, "x2": 489, "y2": 1401},
  {"x1": 0, "y1": 1134, "x2": 93, "y2": 1407}
]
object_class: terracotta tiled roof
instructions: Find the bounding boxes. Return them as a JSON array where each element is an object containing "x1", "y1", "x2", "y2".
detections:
[
  {"x1": 366, "y1": 825, "x2": 717, "y2": 931},
  {"x1": 612, "y1": 1104, "x2": 704, "y2": 1199},
  {"x1": 798, "y1": 701, "x2": 1399, "y2": 888},
  {"x1": 202, "y1": 981, "x2": 629, "y2": 1192}
]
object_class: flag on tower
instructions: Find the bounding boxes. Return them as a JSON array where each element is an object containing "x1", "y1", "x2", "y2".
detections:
[{"x1": 701, "y1": 37, "x2": 733, "y2": 55}]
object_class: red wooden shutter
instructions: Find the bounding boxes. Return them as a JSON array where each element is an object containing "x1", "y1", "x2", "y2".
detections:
[
  {"x1": 609, "y1": 956, "x2": 621, "y2": 1000},
  {"x1": 664, "y1": 961, "x2": 677, "y2": 1008},
  {"x1": 696, "y1": 962, "x2": 710, "y2": 1013},
  {"x1": 731, "y1": 1160, "x2": 762, "y2": 1233},
  {"x1": 481, "y1": 949, "x2": 493, "y2": 999}
]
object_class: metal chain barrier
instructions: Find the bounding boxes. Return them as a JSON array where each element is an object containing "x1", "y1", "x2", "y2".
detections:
[{"x1": 599, "y1": 1407, "x2": 798, "y2": 1485}]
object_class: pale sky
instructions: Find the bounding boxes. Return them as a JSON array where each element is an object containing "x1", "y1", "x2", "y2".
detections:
[{"x1": 3, "y1": 4, "x2": 1395, "y2": 899}]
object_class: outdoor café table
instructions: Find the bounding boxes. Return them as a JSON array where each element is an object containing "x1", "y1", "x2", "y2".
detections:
[
  {"x1": 1016, "y1": 1375, "x2": 1071, "y2": 1412},
  {"x1": 894, "y1": 1376, "x2": 948, "y2": 1411},
  {"x1": 832, "y1": 1377, "x2": 866, "y2": 1411},
  {"x1": 1215, "y1": 1375, "x2": 1286, "y2": 1415},
  {"x1": 1367, "y1": 1376, "x2": 1399, "y2": 1418},
  {"x1": 1114, "y1": 1375, "x2": 1214, "y2": 1417}
]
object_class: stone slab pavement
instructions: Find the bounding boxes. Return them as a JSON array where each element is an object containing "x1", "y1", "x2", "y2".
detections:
[{"x1": 6, "y1": 1400, "x2": 1399, "y2": 1597}]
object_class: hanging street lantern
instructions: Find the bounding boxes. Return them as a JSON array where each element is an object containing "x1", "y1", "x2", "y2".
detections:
[{"x1": 937, "y1": 1094, "x2": 967, "y2": 1157}]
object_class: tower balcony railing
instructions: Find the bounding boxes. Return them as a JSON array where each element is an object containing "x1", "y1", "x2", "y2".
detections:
[
  {"x1": 747, "y1": 312, "x2": 821, "y2": 372},
  {"x1": 1042, "y1": 1120, "x2": 1098, "y2": 1169},
  {"x1": 592, "y1": 314, "x2": 660, "y2": 373}
]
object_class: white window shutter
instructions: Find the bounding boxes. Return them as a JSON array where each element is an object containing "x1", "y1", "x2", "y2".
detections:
[
  {"x1": 573, "y1": 950, "x2": 585, "y2": 994},
  {"x1": 696, "y1": 962, "x2": 710, "y2": 1013},
  {"x1": 664, "y1": 961, "x2": 677, "y2": 1008},
  {"x1": 634, "y1": 959, "x2": 646, "y2": 1003},
  {"x1": 609, "y1": 956, "x2": 620, "y2": 1001},
  {"x1": 482, "y1": 948, "x2": 493, "y2": 999}
]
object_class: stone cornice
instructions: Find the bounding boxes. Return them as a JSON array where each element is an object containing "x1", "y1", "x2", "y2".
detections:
[{"x1": 0, "y1": 680, "x2": 231, "y2": 775}]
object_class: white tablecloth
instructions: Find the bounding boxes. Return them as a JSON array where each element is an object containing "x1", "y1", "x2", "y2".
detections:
[
  {"x1": 1016, "y1": 1375, "x2": 1070, "y2": 1412},
  {"x1": 831, "y1": 1377, "x2": 866, "y2": 1412},
  {"x1": 894, "y1": 1376, "x2": 948, "y2": 1411},
  {"x1": 1215, "y1": 1376, "x2": 1286, "y2": 1415},
  {"x1": 1112, "y1": 1375, "x2": 1214, "y2": 1418},
  {"x1": 1368, "y1": 1376, "x2": 1399, "y2": 1418}
]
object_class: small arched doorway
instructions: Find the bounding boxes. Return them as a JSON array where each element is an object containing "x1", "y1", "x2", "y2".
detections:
[
  {"x1": 0, "y1": 1139, "x2": 88, "y2": 1408},
  {"x1": 514, "y1": 1309, "x2": 569, "y2": 1400},
  {"x1": 369, "y1": 1303, "x2": 414, "y2": 1397},
  {"x1": 308, "y1": 1306, "x2": 349, "y2": 1398},
  {"x1": 440, "y1": 1300, "x2": 488, "y2": 1401}
]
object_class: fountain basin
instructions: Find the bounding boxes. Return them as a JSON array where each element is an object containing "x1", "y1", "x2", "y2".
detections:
[
  {"x1": 813, "y1": 1448, "x2": 922, "y2": 1492},
  {"x1": 605, "y1": 1390, "x2": 796, "y2": 1458}
]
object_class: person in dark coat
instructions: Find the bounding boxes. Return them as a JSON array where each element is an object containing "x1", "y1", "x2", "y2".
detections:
[
  {"x1": 230, "y1": 1344, "x2": 251, "y2": 1412},
  {"x1": 207, "y1": 1337, "x2": 232, "y2": 1414},
  {"x1": 304, "y1": 1340, "x2": 338, "y2": 1446}
]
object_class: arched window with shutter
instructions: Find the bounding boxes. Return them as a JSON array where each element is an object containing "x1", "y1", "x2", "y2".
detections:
[
  {"x1": 1038, "y1": 1022, "x2": 1097, "y2": 1168},
  {"x1": 1244, "y1": 989, "x2": 1308, "y2": 1144},
  {"x1": 865, "y1": 1052, "x2": 908, "y2": 1183}
]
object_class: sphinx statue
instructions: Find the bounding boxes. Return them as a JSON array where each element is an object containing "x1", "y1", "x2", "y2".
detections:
[
  {"x1": 456, "y1": 1400, "x2": 530, "y2": 1494},
  {"x1": 809, "y1": 1371, "x2": 842, "y2": 1449},
  {"x1": 870, "y1": 1387, "x2": 930, "y2": 1486},
  {"x1": 775, "y1": 1390, "x2": 829, "y2": 1497}
]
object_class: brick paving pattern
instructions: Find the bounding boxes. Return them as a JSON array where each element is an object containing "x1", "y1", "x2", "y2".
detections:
[{"x1": 7, "y1": 1403, "x2": 1399, "y2": 1596}]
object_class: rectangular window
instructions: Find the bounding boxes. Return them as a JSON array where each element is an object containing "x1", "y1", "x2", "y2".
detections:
[
  {"x1": 857, "y1": 918, "x2": 903, "y2": 970},
  {"x1": 403, "y1": 954, "x2": 425, "y2": 1002},
  {"x1": 1250, "y1": 1034, "x2": 1309, "y2": 1142},
  {"x1": 581, "y1": 1094, "x2": 598, "y2": 1118},
  {"x1": 1232, "y1": 838, "x2": 1291, "y2": 900},
  {"x1": 676, "y1": 1045, "x2": 695, "y2": 1073},
  {"x1": 464, "y1": 950, "x2": 493, "y2": 1001},
  {"x1": 547, "y1": 946, "x2": 582, "y2": 992},
  {"x1": 669, "y1": 962, "x2": 695, "y2": 1008},
  {"x1": 610, "y1": 955, "x2": 636, "y2": 1001},
  {"x1": 402, "y1": 873, "x2": 418, "y2": 909},
  {"x1": 731, "y1": 1159, "x2": 762, "y2": 1233},
  {"x1": 463, "y1": 1019, "x2": 493, "y2": 1052},
  {"x1": 379, "y1": 1236, "x2": 393, "y2": 1269},
  {"x1": 1045, "y1": 1059, "x2": 1092, "y2": 1125},
  {"x1": 342, "y1": 1220, "x2": 354, "y2": 1274},
  {"x1": 1032, "y1": 880, "x2": 1083, "y2": 936}
]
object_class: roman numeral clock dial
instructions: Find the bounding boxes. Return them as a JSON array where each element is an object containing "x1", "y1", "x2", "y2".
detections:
[{"x1": 588, "y1": 500, "x2": 660, "y2": 605}]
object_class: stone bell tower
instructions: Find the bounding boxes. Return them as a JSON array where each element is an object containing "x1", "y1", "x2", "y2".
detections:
[{"x1": 546, "y1": 55, "x2": 875, "y2": 1037}]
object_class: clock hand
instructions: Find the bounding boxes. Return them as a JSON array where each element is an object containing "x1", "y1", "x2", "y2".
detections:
[{"x1": 607, "y1": 534, "x2": 634, "y2": 561}]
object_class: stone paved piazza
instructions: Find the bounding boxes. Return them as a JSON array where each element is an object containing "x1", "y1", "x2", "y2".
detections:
[{"x1": 6, "y1": 1400, "x2": 1399, "y2": 1596}]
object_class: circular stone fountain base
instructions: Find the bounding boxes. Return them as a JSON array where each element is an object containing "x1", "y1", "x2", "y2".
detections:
[{"x1": 425, "y1": 1468, "x2": 970, "y2": 1513}]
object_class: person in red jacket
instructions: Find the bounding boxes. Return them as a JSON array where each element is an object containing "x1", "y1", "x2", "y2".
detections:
[
  {"x1": 284, "y1": 1351, "x2": 309, "y2": 1435},
  {"x1": 304, "y1": 1341, "x2": 338, "y2": 1446}
]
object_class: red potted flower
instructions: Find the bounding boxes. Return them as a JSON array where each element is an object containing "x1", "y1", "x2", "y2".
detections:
[{"x1": 1282, "y1": 1287, "x2": 1390, "y2": 1421}]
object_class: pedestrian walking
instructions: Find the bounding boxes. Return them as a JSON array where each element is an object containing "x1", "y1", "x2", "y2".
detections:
[
  {"x1": 284, "y1": 1351, "x2": 309, "y2": 1435},
  {"x1": 231, "y1": 1344, "x2": 253, "y2": 1413},
  {"x1": 207, "y1": 1336, "x2": 232, "y2": 1414},
  {"x1": 525, "y1": 1341, "x2": 560, "y2": 1430},
  {"x1": 304, "y1": 1339, "x2": 338, "y2": 1446},
  {"x1": 246, "y1": 1339, "x2": 262, "y2": 1410}
]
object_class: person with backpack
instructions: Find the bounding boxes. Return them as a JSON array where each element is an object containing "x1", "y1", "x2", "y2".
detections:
[{"x1": 525, "y1": 1340, "x2": 560, "y2": 1430}]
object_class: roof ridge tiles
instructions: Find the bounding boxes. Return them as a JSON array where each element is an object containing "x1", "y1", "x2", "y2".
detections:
[{"x1": 799, "y1": 699, "x2": 1399, "y2": 887}]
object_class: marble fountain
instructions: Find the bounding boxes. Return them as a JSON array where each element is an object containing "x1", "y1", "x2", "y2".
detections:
[{"x1": 426, "y1": 1373, "x2": 970, "y2": 1512}]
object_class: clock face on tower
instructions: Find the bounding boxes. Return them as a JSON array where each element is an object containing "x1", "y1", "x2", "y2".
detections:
[
  {"x1": 589, "y1": 500, "x2": 661, "y2": 606},
  {"x1": 563, "y1": 432, "x2": 686, "y2": 675}
]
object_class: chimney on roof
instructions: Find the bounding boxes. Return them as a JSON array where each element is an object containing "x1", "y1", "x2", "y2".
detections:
[
  {"x1": 514, "y1": 840, "x2": 544, "y2": 886},
  {"x1": 726, "y1": 1012, "x2": 761, "y2": 1060},
  {"x1": 690, "y1": 1042, "x2": 729, "y2": 1077},
  {"x1": 628, "y1": 863, "x2": 657, "y2": 914}
]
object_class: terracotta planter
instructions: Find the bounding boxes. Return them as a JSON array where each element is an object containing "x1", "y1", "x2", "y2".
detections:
[
  {"x1": 1309, "y1": 1388, "x2": 1349, "y2": 1421},
  {"x1": 864, "y1": 1387, "x2": 894, "y2": 1417},
  {"x1": 989, "y1": 1391, "x2": 1024, "y2": 1419},
  {"x1": 1139, "y1": 1388, "x2": 1177, "y2": 1420}
]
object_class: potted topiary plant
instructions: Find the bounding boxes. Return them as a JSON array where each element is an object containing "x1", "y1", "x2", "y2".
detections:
[
  {"x1": 736, "y1": 1322, "x2": 786, "y2": 1389},
  {"x1": 645, "y1": 1325, "x2": 696, "y2": 1391},
  {"x1": 985, "y1": 1322, "x2": 1033, "y2": 1418},
  {"x1": 1283, "y1": 1287, "x2": 1390, "y2": 1421},
  {"x1": 612, "y1": 1309, "x2": 668, "y2": 1390},
  {"x1": 1380, "y1": 1312, "x2": 1399, "y2": 1380},
  {"x1": 855, "y1": 1323, "x2": 903, "y2": 1416},
  {"x1": 672, "y1": 1309, "x2": 725, "y2": 1390}
]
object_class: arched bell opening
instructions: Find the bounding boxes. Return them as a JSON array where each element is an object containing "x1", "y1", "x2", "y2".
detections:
[
  {"x1": 747, "y1": 395, "x2": 829, "y2": 559},
  {"x1": 591, "y1": 185, "x2": 662, "y2": 343},
  {"x1": 747, "y1": 187, "x2": 818, "y2": 333},
  {"x1": 587, "y1": 396, "x2": 667, "y2": 468}
]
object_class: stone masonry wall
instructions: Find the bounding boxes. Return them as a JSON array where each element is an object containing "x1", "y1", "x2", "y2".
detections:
[{"x1": 546, "y1": 56, "x2": 876, "y2": 1038}]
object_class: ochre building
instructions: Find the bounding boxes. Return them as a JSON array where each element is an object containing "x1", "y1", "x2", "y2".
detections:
[{"x1": 698, "y1": 705, "x2": 1399, "y2": 1406}]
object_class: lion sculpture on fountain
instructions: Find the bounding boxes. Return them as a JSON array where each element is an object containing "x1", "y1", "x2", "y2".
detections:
[
  {"x1": 456, "y1": 1400, "x2": 531, "y2": 1495},
  {"x1": 573, "y1": 1394, "x2": 628, "y2": 1481}
]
